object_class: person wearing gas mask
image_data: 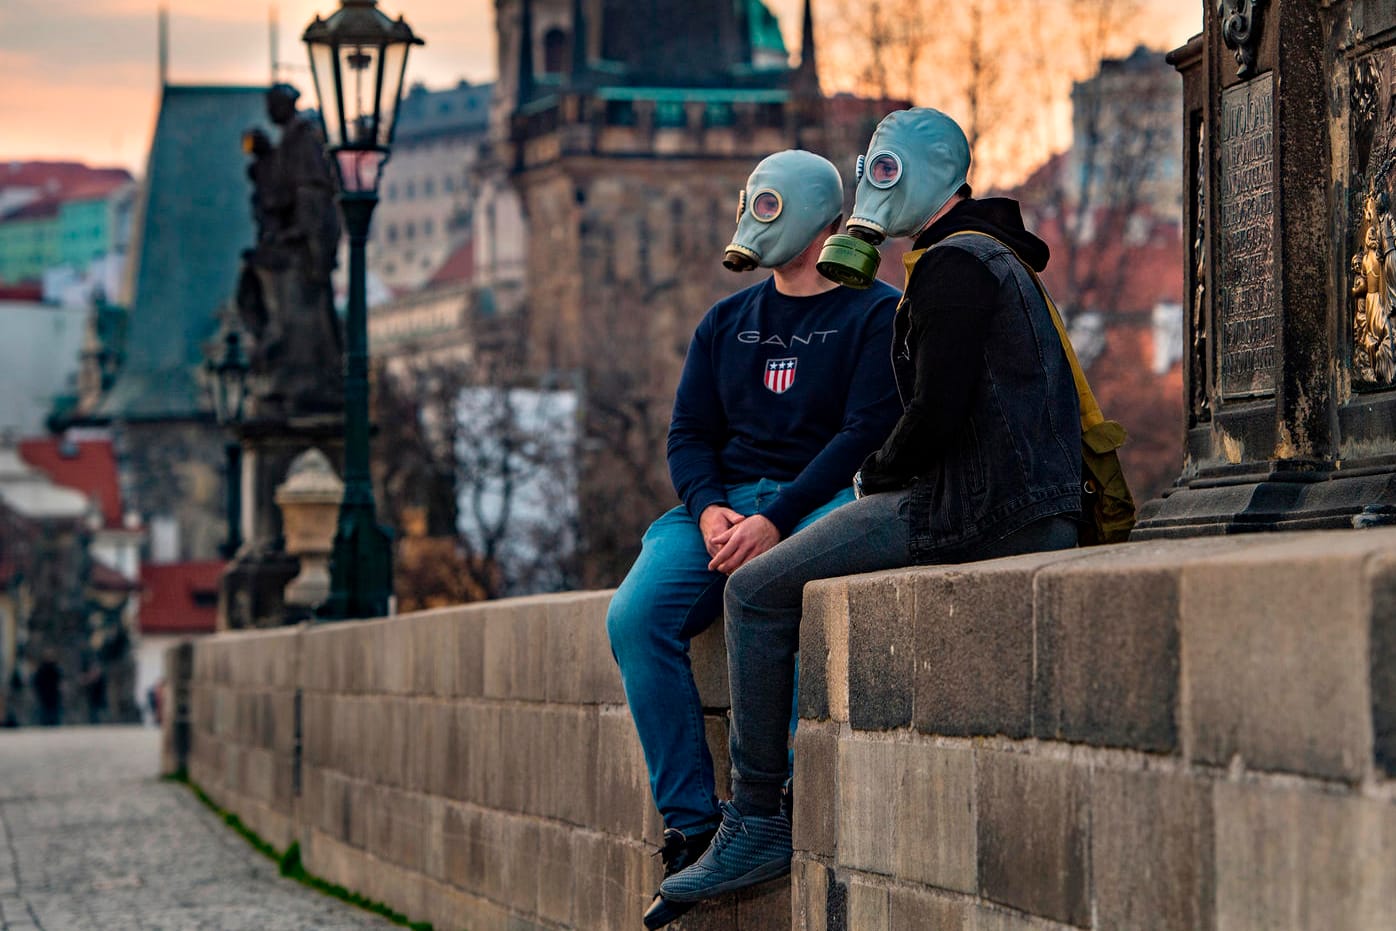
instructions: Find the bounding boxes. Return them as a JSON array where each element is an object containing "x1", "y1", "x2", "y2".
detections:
[
  {"x1": 605, "y1": 148, "x2": 902, "y2": 929},
  {"x1": 660, "y1": 109, "x2": 1081, "y2": 905}
]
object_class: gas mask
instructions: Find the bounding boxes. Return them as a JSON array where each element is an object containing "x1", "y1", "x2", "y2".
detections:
[
  {"x1": 817, "y1": 108, "x2": 971, "y2": 289},
  {"x1": 723, "y1": 150, "x2": 844, "y2": 272}
]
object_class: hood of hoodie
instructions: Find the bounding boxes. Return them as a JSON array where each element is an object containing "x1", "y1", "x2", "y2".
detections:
[{"x1": 914, "y1": 197, "x2": 1050, "y2": 272}]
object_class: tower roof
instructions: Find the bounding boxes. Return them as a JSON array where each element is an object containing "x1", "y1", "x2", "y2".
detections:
[{"x1": 99, "y1": 84, "x2": 268, "y2": 421}]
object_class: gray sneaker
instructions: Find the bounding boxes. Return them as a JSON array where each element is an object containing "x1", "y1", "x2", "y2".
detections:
[{"x1": 658, "y1": 801, "x2": 792, "y2": 903}]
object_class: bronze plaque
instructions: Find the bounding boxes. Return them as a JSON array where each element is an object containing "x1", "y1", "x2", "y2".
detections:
[{"x1": 1216, "y1": 73, "x2": 1276, "y2": 398}]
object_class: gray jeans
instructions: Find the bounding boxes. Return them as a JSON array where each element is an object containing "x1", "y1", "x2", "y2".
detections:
[{"x1": 723, "y1": 489, "x2": 1077, "y2": 814}]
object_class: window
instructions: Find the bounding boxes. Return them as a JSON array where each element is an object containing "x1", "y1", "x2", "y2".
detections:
[
  {"x1": 405, "y1": 180, "x2": 416, "y2": 199},
  {"x1": 387, "y1": 224, "x2": 399, "y2": 243},
  {"x1": 543, "y1": 28, "x2": 569, "y2": 74},
  {"x1": 406, "y1": 222, "x2": 416, "y2": 240},
  {"x1": 424, "y1": 178, "x2": 435, "y2": 197}
]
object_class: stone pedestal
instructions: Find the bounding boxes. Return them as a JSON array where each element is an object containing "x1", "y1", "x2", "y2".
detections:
[
  {"x1": 219, "y1": 415, "x2": 344, "y2": 629},
  {"x1": 1138, "y1": 0, "x2": 1396, "y2": 537}
]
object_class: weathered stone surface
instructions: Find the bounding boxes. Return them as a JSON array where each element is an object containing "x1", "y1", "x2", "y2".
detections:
[
  {"x1": 595, "y1": 706, "x2": 654, "y2": 838},
  {"x1": 1034, "y1": 557, "x2": 1180, "y2": 752},
  {"x1": 538, "y1": 705, "x2": 599, "y2": 826},
  {"x1": 977, "y1": 751, "x2": 1090, "y2": 927},
  {"x1": 1182, "y1": 534, "x2": 1375, "y2": 781},
  {"x1": 735, "y1": 879, "x2": 792, "y2": 928},
  {"x1": 804, "y1": 579, "x2": 851, "y2": 723},
  {"x1": 887, "y1": 884, "x2": 972, "y2": 931},
  {"x1": 847, "y1": 573, "x2": 915, "y2": 730},
  {"x1": 692, "y1": 614, "x2": 731, "y2": 710},
  {"x1": 838, "y1": 736, "x2": 975, "y2": 894},
  {"x1": 1214, "y1": 780, "x2": 1396, "y2": 930},
  {"x1": 545, "y1": 593, "x2": 624, "y2": 705},
  {"x1": 1368, "y1": 553, "x2": 1396, "y2": 777},
  {"x1": 534, "y1": 819, "x2": 576, "y2": 926},
  {"x1": 912, "y1": 561, "x2": 1035, "y2": 740},
  {"x1": 792, "y1": 858, "x2": 830, "y2": 931},
  {"x1": 483, "y1": 599, "x2": 551, "y2": 701},
  {"x1": 1092, "y1": 767, "x2": 1214, "y2": 931},
  {"x1": 792, "y1": 721, "x2": 839, "y2": 858},
  {"x1": 847, "y1": 877, "x2": 889, "y2": 931}
]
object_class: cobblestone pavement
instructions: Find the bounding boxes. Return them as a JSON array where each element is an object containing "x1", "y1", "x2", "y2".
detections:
[{"x1": 0, "y1": 727, "x2": 396, "y2": 931}]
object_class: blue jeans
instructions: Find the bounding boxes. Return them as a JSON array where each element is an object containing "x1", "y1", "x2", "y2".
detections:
[
  {"x1": 724, "y1": 490, "x2": 1079, "y2": 814},
  {"x1": 606, "y1": 479, "x2": 856, "y2": 833}
]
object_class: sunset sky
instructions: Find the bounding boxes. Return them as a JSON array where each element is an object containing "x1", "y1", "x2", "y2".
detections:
[{"x1": 0, "y1": 0, "x2": 1202, "y2": 178}]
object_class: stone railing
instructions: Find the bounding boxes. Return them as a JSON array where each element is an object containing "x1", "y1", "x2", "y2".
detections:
[{"x1": 166, "y1": 528, "x2": 1396, "y2": 930}]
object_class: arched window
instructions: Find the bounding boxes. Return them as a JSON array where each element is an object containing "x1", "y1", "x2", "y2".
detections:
[{"x1": 543, "y1": 27, "x2": 569, "y2": 74}]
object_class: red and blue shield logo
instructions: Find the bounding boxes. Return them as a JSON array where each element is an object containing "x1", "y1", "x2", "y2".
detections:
[{"x1": 764, "y1": 357, "x2": 797, "y2": 394}]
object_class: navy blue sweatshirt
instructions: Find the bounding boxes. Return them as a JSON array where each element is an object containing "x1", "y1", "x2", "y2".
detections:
[{"x1": 667, "y1": 276, "x2": 902, "y2": 536}]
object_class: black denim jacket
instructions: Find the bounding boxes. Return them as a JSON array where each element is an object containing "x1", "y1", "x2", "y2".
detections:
[{"x1": 860, "y1": 201, "x2": 1081, "y2": 560}]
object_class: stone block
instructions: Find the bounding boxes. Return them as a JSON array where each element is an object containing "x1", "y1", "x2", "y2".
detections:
[
  {"x1": 570, "y1": 831, "x2": 609, "y2": 930},
  {"x1": 1368, "y1": 553, "x2": 1396, "y2": 777},
  {"x1": 803, "y1": 579, "x2": 851, "y2": 723},
  {"x1": 736, "y1": 878, "x2": 792, "y2": 929},
  {"x1": 442, "y1": 801, "x2": 486, "y2": 895},
  {"x1": 1034, "y1": 560, "x2": 1180, "y2": 753},
  {"x1": 707, "y1": 713, "x2": 732, "y2": 803},
  {"x1": 1182, "y1": 536, "x2": 1375, "y2": 781},
  {"x1": 792, "y1": 858, "x2": 830, "y2": 931},
  {"x1": 596, "y1": 706, "x2": 655, "y2": 838},
  {"x1": 454, "y1": 610, "x2": 487, "y2": 698},
  {"x1": 793, "y1": 721, "x2": 839, "y2": 858},
  {"x1": 535, "y1": 819, "x2": 576, "y2": 926},
  {"x1": 538, "y1": 705, "x2": 599, "y2": 826},
  {"x1": 603, "y1": 838, "x2": 653, "y2": 931},
  {"x1": 545, "y1": 593, "x2": 625, "y2": 705},
  {"x1": 484, "y1": 600, "x2": 550, "y2": 701},
  {"x1": 847, "y1": 878, "x2": 889, "y2": 931},
  {"x1": 1092, "y1": 767, "x2": 1214, "y2": 931},
  {"x1": 847, "y1": 573, "x2": 915, "y2": 730},
  {"x1": 838, "y1": 736, "x2": 975, "y2": 893},
  {"x1": 1214, "y1": 780, "x2": 1396, "y2": 930},
  {"x1": 913, "y1": 555, "x2": 1077, "y2": 739},
  {"x1": 972, "y1": 906, "x2": 1080, "y2": 930},
  {"x1": 977, "y1": 750, "x2": 1090, "y2": 927},
  {"x1": 494, "y1": 705, "x2": 545, "y2": 813},
  {"x1": 887, "y1": 884, "x2": 972, "y2": 931},
  {"x1": 691, "y1": 614, "x2": 731, "y2": 710}
]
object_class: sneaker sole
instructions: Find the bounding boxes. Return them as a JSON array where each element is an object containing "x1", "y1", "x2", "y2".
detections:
[
  {"x1": 660, "y1": 857, "x2": 792, "y2": 903},
  {"x1": 643, "y1": 895, "x2": 694, "y2": 929}
]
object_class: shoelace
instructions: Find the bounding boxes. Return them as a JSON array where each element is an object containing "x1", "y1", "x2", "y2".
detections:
[{"x1": 708, "y1": 803, "x2": 748, "y2": 858}]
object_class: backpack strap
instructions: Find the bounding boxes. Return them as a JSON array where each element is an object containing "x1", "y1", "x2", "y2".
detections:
[{"x1": 936, "y1": 231, "x2": 1106, "y2": 433}]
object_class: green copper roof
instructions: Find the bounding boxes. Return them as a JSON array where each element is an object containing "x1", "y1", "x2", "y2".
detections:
[
  {"x1": 100, "y1": 84, "x2": 268, "y2": 420},
  {"x1": 749, "y1": 1, "x2": 788, "y2": 58}
]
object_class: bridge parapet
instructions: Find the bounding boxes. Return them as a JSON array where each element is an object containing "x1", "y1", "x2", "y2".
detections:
[{"x1": 167, "y1": 528, "x2": 1396, "y2": 930}]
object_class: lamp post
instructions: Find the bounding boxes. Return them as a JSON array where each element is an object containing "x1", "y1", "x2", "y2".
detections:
[
  {"x1": 209, "y1": 329, "x2": 250, "y2": 559},
  {"x1": 303, "y1": 0, "x2": 422, "y2": 619}
]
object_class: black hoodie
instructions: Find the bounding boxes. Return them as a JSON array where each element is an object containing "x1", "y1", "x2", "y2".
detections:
[{"x1": 860, "y1": 196, "x2": 1052, "y2": 492}]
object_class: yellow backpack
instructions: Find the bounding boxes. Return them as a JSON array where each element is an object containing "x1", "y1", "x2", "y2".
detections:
[{"x1": 901, "y1": 232, "x2": 1137, "y2": 545}]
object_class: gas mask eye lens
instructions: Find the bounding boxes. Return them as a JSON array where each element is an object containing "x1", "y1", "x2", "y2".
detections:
[
  {"x1": 867, "y1": 152, "x2": 902, "y2": 189},
  {"x1": 751, "y1": 190, "x2": 783, "y2": 223}
]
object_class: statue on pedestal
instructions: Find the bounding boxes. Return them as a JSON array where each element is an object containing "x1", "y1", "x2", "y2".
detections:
[{"x1": 236, "y1": 83, "x2": 344, "y2": 419}]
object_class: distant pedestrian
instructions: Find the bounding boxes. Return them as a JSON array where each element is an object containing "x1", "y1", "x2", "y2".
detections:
[
  {"x1": 32, "y1": 654, "x2": 63, "y2": 727},
  {"x1": 82, "y1": 660, "x2": 107, "y2": 725}
]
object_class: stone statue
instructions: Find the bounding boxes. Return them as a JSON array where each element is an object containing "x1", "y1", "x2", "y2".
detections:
[{"x1": 236, "y1": 83, "x2": 344, "y2": 418}]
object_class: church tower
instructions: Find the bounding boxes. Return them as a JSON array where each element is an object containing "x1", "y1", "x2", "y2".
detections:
[{"x1": 495, "y1": 0, "x2": 824, "y2": 583}]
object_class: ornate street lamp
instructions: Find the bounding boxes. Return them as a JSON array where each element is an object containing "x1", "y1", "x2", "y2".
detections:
[
  {"x1": 303, "y1": 0, "x2": 422, "y2": 619},
  {"x1": 209, "y1": 329, "x2": 250, "y2": 559}
]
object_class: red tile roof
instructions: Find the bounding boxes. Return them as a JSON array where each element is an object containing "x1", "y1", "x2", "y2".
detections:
[
  {"x1": 427, "y1": 239, "x2": 476, "y2": 287},
  {"x1": 139, "y1": 560, "x2": 224, "y2": 634},
  {"x1": 0, "y1": 162, "x2": 132, "y2": 199},
  {"x1": 18, "y1": 438, "x2": 124, "y2": 529},
  {"x1": 0, "y1": 284, "x2": 43, "y2": 301}
]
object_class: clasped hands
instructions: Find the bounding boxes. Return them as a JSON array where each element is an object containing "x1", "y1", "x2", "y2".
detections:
[{"x1": 699, "y1": 505, "x2": 781, "y2": 574}]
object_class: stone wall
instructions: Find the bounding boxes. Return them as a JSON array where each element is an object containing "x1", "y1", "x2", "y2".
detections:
[{"x1": 168, "y1": 528, "x2": 1396, "y2": 931}]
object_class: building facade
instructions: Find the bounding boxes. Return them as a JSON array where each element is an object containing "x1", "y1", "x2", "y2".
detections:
[{"x1": 497, "y1": 0, "x2": 824, "y2": 583}]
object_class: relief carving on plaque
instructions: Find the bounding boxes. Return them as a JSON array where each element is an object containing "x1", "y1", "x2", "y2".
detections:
[
  {"x1": 1349, "y1": 50, "x2": 1396, "y2": 388},
  {"x1": 1190, "y1": 120, "x2": 1210, "y2": 419},
  {"x1": 1218, "y1": 0, "x2": 1268, "y2": 80}
]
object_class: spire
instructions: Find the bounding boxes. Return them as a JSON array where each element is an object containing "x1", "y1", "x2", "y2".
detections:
[
  {"x1": 516, "y1": 0, "x2": 536, "y2": 110},
  {"x1": 796, "y1": 0, "x2": 820, "y2": 96},
  {"x1": 158, "y1": 4, "x2": 170, "y2": 87},
  {"x1": 570, "y1": 0, "x2": 589, "y2": 86}
]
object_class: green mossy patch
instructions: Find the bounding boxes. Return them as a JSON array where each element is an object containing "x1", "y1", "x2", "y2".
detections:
[{"x1": 165, "y1": 772, "x2": 436, "y2": 931}]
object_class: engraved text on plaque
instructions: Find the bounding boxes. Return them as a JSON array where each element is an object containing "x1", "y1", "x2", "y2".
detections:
[{"x1": 1217, "y1": 73, "x2": 1276, "y2": 398}]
